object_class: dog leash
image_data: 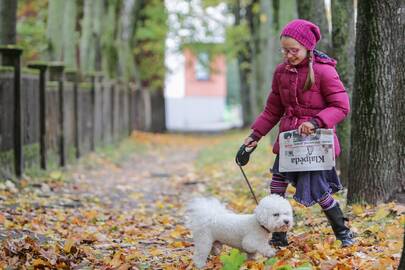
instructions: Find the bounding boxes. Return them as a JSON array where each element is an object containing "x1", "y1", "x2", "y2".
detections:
[
  {"x1": 235, "y1": 144, "x2": 259, "y2": 205},
  {"x1": 235, "y1": 144, "x2": 273, "y2": 233},
  {"x1": 237, "y1": 163, "x2": 271, "y2": 233},
  {"x1": 237, "y1": 164, "x2": 259, "y2": 205}
]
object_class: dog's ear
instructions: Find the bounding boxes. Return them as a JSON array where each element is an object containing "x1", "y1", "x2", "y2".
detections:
[{"x1": 254, "y1": 205, "x2": 267, "y2": 224}]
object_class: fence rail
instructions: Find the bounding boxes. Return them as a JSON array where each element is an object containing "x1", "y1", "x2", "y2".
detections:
[{"x1": 0, "y1": 47, "x2": 145, "y2": 179}]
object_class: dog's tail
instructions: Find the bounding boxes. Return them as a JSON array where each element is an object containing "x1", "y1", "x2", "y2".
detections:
[{"x1": 185, "y1": 197, "x2": 231, "y2": 233}]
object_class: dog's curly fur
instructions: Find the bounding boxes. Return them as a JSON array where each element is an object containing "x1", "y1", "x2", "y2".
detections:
[{"x1": 185, "y1": 195, "x2": 293, "y2": 268}]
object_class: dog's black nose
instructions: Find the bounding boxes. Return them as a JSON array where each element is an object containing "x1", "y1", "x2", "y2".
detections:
[{"x1": 284, "y1": 220, "x2": 290, "y2": 225}]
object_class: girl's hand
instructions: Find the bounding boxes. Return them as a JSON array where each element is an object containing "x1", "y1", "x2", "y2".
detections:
[
  {"x1": 244, "y1": 137, "x2": 258, "y2": 148},
  {"x1": 298, "y1": 122, "x2": 315, "y2": 136}
]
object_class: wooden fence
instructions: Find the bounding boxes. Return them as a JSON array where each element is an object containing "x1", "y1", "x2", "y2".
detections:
[{"x1": 0, "y1": 47, "x2": 145, "y2": 178}]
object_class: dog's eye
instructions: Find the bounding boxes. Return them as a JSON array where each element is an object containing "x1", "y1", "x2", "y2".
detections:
[{"x1": 273, "y1": 213, "x2": 280, "y2": 217}]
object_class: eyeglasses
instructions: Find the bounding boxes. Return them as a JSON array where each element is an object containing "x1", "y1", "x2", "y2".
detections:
[{"x1": 280, "y1": 47, "x2": 300, "y2": 56}]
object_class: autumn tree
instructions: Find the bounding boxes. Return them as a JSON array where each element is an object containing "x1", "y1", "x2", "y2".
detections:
[{"x1": 348, "y1": 0, "x2": 403, "y2": 204}]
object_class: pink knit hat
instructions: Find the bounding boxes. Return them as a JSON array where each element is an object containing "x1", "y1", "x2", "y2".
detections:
[{"x1": 280, "y1": 19, "x2": 321, "y2": 50}]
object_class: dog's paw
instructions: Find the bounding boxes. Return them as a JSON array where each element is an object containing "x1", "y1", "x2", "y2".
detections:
[
  {"x1": 262, "y1": 248, "x2": 276, "y2": 258},
  {"x1": 193, "y1": 257, "x2": 206, "y2": 269}
]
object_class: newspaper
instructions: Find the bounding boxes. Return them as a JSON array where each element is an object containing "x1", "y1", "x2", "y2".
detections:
[{"x1": 279, "y1": 129, "x2": 335, "y2": 172}]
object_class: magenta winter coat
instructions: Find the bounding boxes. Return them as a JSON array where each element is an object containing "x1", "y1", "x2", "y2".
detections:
[{"x1": 251, "y1": 53, "x2": 350, "y2": 157}]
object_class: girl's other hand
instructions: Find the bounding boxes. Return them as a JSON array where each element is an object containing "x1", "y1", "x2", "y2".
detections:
[
  {"x1": 244, "y1": 137, "x2": 258, "y2": 148},
  {"x1": 298, "y1": 122, "x2": 315, "y2": 136}
]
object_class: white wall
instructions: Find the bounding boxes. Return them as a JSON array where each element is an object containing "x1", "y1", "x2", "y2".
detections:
[{"x1": 166, "y1": 96, "x2": 233, "y2": 131}]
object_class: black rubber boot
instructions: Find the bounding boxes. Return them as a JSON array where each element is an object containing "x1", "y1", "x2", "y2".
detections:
[
  {"x1": 269, "y1": 232, "x2": 289, "y2": 247},
  {"x1": 324, "y1": 204, "x2": 355, "y2": 247}
]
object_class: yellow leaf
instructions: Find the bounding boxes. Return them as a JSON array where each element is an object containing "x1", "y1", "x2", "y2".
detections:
[
  {"x1": 170, "y1": 241, "x2": 192, "y2": 248},
  {"x1": 368, "y1": 224, "x2": 380, "y2": 233},
  {"x1": 110, "y1": 251, "x2": 124, "y2": 267},
  {"x1": 49, "y1": 170, "x2": 63, "y2": 180},
  {"x1": 170, "y1": 230, "x2": 181, "y2": 238},
  {"x1": 159, "y1": 215, "x2": 171, "y2": 225},
  {"x1": 372, "y1": 208, "x2": 390, "y2": 221},
  {"x1": 117, "y1": 263, "x2": 131, "y2": 270},
  {"x1": 63, "y1": 239, "x2": 75, "y2": 253},
  {"x1": 149, "y1": 247, "x2": 163, "y2": 256},
  {"x1": 155, "y1": 201, "x2": 165, "y2": 209},
  {"x1": 32, "y1": 258, "x2": 50, "y2": 267},
  {"x1": 400, "y1": 215, "x2": 405, "y2": 225},
  {"x1": 126, "y1": 250, "x2": 144, "y2": 260},
  {"x1": 352, "y1": 204, "x2": 364, "y2": 216},
  {"x1": 84, "y1": 210, "x2": 98, "y2": 220},
  {"x1": 4, "y1": 220, "x2": 14, "y2": 229}
]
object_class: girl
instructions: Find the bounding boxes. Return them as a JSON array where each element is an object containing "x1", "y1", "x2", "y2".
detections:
[{"x1": 242, "y1": 19, "x2": 355, "y2": 247}]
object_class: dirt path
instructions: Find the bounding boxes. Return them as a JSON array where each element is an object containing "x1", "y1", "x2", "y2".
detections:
[{"x1": 72, "y1": 145, "x2": 201, "y2": 210}]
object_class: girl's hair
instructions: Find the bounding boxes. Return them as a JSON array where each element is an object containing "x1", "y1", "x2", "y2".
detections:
[{"x1": 303, "y1": 50, "x2": 315, "y2": 91}]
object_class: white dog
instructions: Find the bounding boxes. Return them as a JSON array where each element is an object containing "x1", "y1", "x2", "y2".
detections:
[{"x1": 185, "y1": 195, "x2": 293, "y2": 268}]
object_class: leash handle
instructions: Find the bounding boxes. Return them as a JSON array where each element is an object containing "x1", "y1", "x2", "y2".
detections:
[
  {"x1": 235, "y1": 144, "x2": 257, "y2": 166},
  {"x1": 238, "y1": 164, "x2": 259, "y2": 205}
]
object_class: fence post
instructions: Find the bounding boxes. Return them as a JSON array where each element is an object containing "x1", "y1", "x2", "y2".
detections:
[
  {"x1": 128, "y1": 82, "x2": 134, "y2": 136},
  {"x1": 48, "y1": 62, "x2": 65, "y2": 167},
  {"x1": 0, "y1": 46, "x2": 23, "y2": 178},
  {"x1": 27, "y1": 62, "x2": 48, "y2": 170},
  {"x1": 110, "y1": 81, "x2": 115, "y2": 142},
  {"x1": 95, "y1": 73, "x2": 104, "y2": 145},
  {"x1": 90, "y1": 74, "x2": 96, "y2": 151},
  {"x1": 65, "y1": 70, "x2": 80, "y2": 159}
]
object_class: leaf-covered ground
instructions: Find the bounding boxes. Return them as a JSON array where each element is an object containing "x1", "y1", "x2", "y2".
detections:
[{"x1": 0, "y1": 131, "x2": 403, "y2": 269}]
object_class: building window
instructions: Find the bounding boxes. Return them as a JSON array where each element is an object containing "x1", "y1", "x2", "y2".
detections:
[{"x1": 195, "y1": 52, "x2": 210, "y2": 81}]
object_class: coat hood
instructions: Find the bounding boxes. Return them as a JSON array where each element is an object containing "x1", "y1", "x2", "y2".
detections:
[{"x1": 313, "y1": 50, "x2": 337, "y2": 67}]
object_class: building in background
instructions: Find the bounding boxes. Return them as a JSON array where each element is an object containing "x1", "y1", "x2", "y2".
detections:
[{"x1": 164, "y1": 0, "x2": 241, "y2": 132}]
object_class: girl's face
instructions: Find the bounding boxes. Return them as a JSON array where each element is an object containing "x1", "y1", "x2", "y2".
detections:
[{"x1": 280, "y1": 36, "x2": 308, "y2": 65}]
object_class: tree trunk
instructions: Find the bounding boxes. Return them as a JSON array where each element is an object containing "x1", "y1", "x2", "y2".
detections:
[
  {"x1": 63, "y1": 0, "x2": 77, "y2": 69},
  {"x1": 255, "y1": 0, "x2": 274, "y2": 114},
  {"x1": 102, "y1": 0, "x2": 120, "y2": 78},
  {"x1": 149, "y1": 89, "x2": 166, "y2": 132},
  {"x1": 267, "y1": 0, "x2": 296, "y2": 143},
  {"x1": 347, "y1": 0, "x2": 402, "y2": 204},
  {"x1": 395, "y1": 0, "x2": 405, "y2": 194},
  {"x1": 296, "y1": 0, "x2": 331, "y2": 53},
  {"x1": 115, "y1": 0, "x2": 142, "y2": 82},
  {"x1": 93, "y1": 0, "x2": 105, "y2": 72},
  {"x1": 331, "y1": 0, "x2": 355, "y2": 186},
  {"x1": 246, "y1": 0, "x2": 260, "y2": 119},
  {"x1": 0, "y1": 0, "x2": 17, "y2": 45},
  {"x1": 80, "y1": 0, "x2": 96, "y2": 73},
  {"x1": 47, "y1": 0, "x2": 65, "y2": 61},
  {"x1": 233, "y1": 0, "x2": 252, "y2": 127},
  {"x1": 132, "y1": 0, "x2": 166, "y2": 131}
]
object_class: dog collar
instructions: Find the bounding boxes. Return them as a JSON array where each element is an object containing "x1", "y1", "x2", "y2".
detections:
[{"x1": 258, "y1": 222, "x2": 271, "y2": 234}]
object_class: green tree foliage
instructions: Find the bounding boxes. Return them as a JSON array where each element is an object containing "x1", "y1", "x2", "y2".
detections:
[
  {"x1": 134, "y1": 0, "x2": 167, "y2": 92},
  {"x1": 16, "y1": 0, "x2": 48, "y2": 63}
]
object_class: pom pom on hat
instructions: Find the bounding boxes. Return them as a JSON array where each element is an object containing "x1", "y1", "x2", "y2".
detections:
[{"x1": 280, "y1": 19, "x2": 321, "y2": 50}]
